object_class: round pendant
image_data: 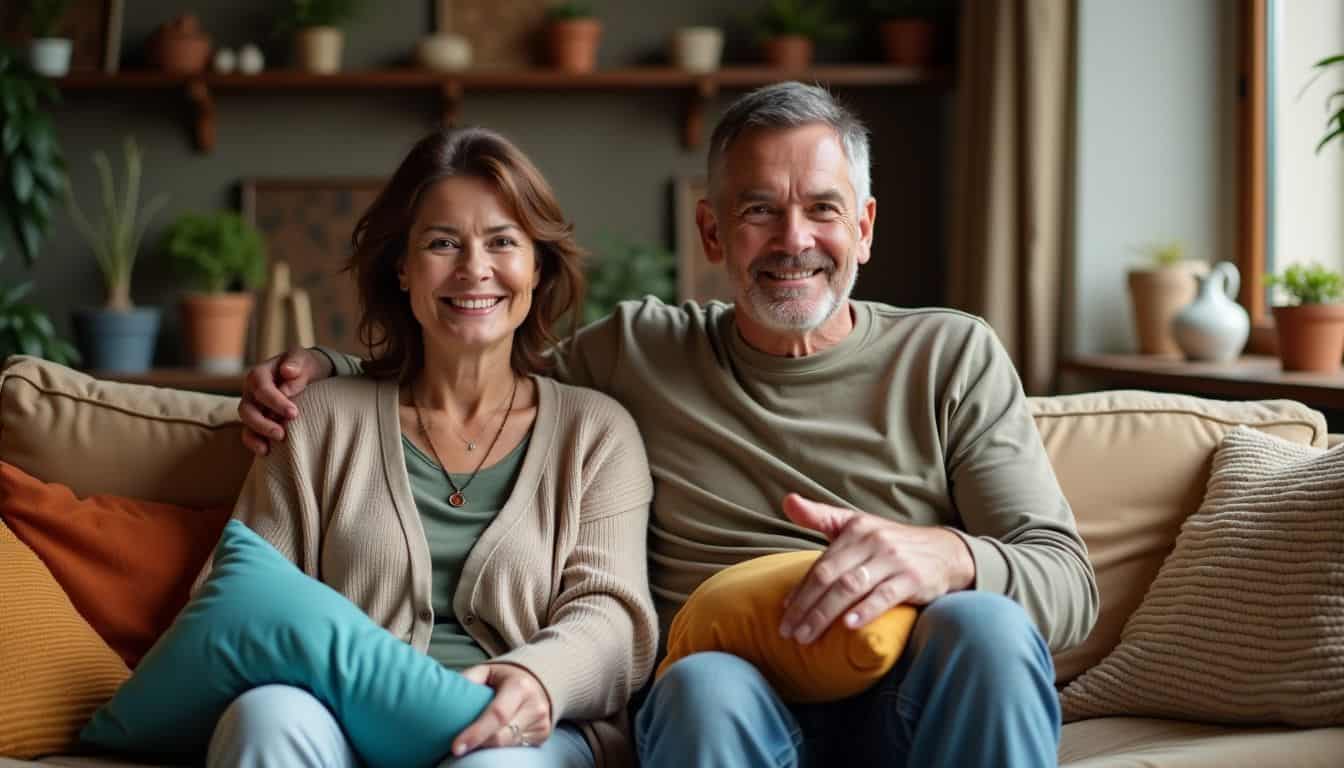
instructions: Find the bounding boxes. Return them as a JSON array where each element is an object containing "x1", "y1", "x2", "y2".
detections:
[
  {"x1": 466, "y1": 442, "x2": 476, "y2": 452},
  {"x1": 448, "y1": 492, "x2": 466, "y2": 508}
]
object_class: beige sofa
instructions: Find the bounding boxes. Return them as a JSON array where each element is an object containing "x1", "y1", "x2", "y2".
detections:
[{"x1": 1, "y1": 355, "x2": 1342, "y2": 767}]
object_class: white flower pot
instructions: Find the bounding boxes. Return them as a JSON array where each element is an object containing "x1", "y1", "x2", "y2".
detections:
[
  {"x1": 417, "y1": 34, "x2": 472, "y2": 72},
  {"x1": 295, "y1": 27, "x2": 343, "y2": 74},
  {"x1": 28, "y1": 38, "x2": 73, "y2": 77},
  {"x1": 672, "y1": 27, "x2": 724, "y2": 73}
]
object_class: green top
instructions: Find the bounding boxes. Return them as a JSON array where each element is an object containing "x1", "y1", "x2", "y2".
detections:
[{"x1": 402, "y1": 430, "x2": 531, "y2": 671}]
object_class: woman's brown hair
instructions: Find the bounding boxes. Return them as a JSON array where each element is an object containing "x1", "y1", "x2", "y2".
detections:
[{"x1": 348, "y1": 127, "x2": 585, "y2": 381}]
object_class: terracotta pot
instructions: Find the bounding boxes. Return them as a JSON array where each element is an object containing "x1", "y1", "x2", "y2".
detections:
[
  {"x1": 548, "y1": 19, "x2": 602, "y2": 73},
  {"x1": 764, "y1": 35, "x2": 814, "y2": 69},
  {"x1": 153, "y1": 14, "x2": 211, "y2": 74},
  {"x1": 879, "y1": 20, "x2": 936, "y2": 66},
  {"x1": 1127, "y1": 266, "x2": 1199, "y2": 355},
  {"x1": 295, "y1": 26, "x2": 344, "y2": 74},
  {"x1": 180, "y1": 293, "x2": 255, "y2": 373},
  {"x1": 1272, "y1": 303, "x2": 1344, "y2": 372}
]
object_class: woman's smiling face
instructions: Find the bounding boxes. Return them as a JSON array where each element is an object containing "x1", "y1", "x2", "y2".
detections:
[{"x1": 400, "y1": 175, "x2": 541, "y2": 356}]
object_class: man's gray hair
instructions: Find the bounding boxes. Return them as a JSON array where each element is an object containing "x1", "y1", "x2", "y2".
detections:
[{"x1": 707, "y1": 82, "x2": 871, "y2": 209}]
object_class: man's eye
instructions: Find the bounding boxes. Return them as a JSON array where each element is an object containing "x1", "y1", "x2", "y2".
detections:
[
  {"x1": 744, "y1": 205, "x2": 772, "y2": 217},
  {"x1": 812, "y1": 203, "x2": 841, "y2": 216}
]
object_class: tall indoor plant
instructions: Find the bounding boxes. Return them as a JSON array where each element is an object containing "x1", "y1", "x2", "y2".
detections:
[
  {"x1": 280, "y1": 0, "x2": 361, "y2": 74},
  {"x1": 162, "y1": 211, "x2": 266, "y2": 373},
  {"x1": 1266, "y1": 262, "x2": 1344, "y2": 372},
  {"x1": 67, "y1": 136, "x2": 167, "y2": 372},
  {"x1": 753, "y1": 0, "x2": 848, "y2": 69}
]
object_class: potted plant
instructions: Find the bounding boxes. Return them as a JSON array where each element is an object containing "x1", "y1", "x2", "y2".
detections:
[
  {"x1": 150, "y1": 14, "x2": 212, "y2": 75},
  {"x1": 583, "y1": 235, "x2": 676, "y2": 324},
  {"x1": 162, "y1": 212, "x2": 267, "y2": 373},
  {"x1": 1, "y1": 44, "x2": 65, "y2": 266},
  {"x1": 752, "y1": 0, "x2": 848, "y2": 70},
  {"x1": 870, "y1": 0, "x2": 942, "y2": 67},
  {"x1": 672, "y1": 26, "x2": 725, "y2": 74},
  {"x1": 66, "y1": 136, "x2": 167, "y2": 373},
  {"x1": 546, "y1": 2, "x2": 602, "y2": 74},
  {"x1": 278, "y1": 0, "x2": 361, "y2": 74},
  {"x1": 0, "y1": 281, "x2": 79, "y2": 365},
  {"x1": 1266, "y1": 263, "x2": 1344, "y2": 372},
  {"x1": 26, "y1": 0, "x2": 72, "y2": 77},
  {"x1": 1126, "y1": 241, "x2": 1203, "y2": 355}
]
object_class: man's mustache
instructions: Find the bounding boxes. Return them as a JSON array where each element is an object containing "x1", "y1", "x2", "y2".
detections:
[{"x1": 749, "y1": 252, "x2": 836, "y2": 278}]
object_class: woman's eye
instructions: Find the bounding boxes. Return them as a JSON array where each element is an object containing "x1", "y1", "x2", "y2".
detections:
[
  {"x1": 429, "y1": 238, "x2": 458, "y2": 250},
  {"x1": 491, "y1": 237, "x2": 518, "y2": 248}
]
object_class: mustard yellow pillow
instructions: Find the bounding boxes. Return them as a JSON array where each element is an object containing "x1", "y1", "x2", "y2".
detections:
[
  {"x1": 657, "y1": 551, "x2": 918, "y2": 703},
  {"x1": 0, "y1": 519, "x2": 129, "y2": 759}
]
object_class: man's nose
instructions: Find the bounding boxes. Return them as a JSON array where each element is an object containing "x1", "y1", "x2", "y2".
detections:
[{"x1": 777, "y1": 207, "x2": 817, "y2": 257}]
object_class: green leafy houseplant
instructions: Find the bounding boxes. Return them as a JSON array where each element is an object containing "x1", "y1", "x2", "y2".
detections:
[
  {"x1": 1313, "y1": 54, "x2": 1344, "y2": 152},
  {"x1": 29, "y1": 0, "x2": 72, "y2": 38},
  {"x1": 546, "y1": 1, "x2": 595, "y2": 21},
  {"x1": 1266, "y1": 262, "x2": 1344, "y2": 305},
  {"x1": 0, "y1": 44, "x2": 64, "y2": 266},
  {"x1": 66, "y1": 136, "x2": 168, "y2": 311},
  {"x1": 162, "y1": 212, "x2": 266, "y2": 293},
  {"x1": 753, "y1": 0, "x2": 848, "y2": 42},
  {"x1": 1136, "y1": 241, "x2": 1186, "y2": 268},
  {"x1": 277, "y1": 0, "x2": 362, "y2": 31},
  {"x1": 583, "y1": 236, "x2": 676, "y2": 325},
  {"x1": 0, "y1": 281, "x2": 78, "y2": 365}
]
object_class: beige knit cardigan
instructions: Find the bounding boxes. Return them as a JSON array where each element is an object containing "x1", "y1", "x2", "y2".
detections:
[{"x1": 226, "y1": 374, "x2": 658, "y2": 767}]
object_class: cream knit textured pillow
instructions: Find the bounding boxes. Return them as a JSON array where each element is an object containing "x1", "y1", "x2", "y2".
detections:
[{"x1": 1060, "y1": 426, "x2": 1344, "y2": 726}]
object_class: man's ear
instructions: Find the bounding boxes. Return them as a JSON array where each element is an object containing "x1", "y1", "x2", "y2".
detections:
[
  {"x1": 696, "y1": 199, "x2": 724, "y2": 264},
  {"x1": 856, "y1": 196, "x2": 877, "y2": 266}
]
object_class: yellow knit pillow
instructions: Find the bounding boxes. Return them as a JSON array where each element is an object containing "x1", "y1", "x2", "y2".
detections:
[
  {"x1": 0, "y1": 519, "x2": 129, "y2": 759},
  {"x1": 657, "y1": 551, "x2": 918, "y2": 703}
]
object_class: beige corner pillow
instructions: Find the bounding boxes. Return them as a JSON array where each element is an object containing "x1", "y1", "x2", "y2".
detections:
[{"x1": 1060, "y1": 426, "x2": 1344, "y2": 726}]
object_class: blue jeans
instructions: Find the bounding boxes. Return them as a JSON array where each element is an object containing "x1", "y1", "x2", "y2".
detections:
[
  {"x1": 206, "y1": 684, "x2": 595, "y2": 768},
  {"x1": 636, "y1": 592, "x2": 1059, "y2": 768}
]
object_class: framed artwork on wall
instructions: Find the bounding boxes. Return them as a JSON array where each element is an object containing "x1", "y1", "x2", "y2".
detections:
[
  {"x1": 241, "y1": 178, "x2": 386, "y2": 356},
  {"x1": 674, "y1": 175, "x2": 734, "y2": 304},
  {"x1": 437, "y1": 0, "x2": 549, "y2": 68}
]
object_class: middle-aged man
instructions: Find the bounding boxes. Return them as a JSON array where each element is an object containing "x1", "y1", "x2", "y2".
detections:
[{"x1": 238, "y1": 82, "x2": 1098, "y2": 767}]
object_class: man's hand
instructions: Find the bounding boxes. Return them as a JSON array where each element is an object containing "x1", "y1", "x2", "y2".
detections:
[
  {"x1": 238, "y1": 348, "x2": 332, "y2": 456},
  {"x1": 452, "y1": 663, "x2": 553, "y2": 755},
  {"x1": 778, "y1": 493, "x2": 976, "y2": 644}
]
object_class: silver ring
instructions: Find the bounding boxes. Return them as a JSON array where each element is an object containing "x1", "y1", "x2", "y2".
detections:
[
  {"x1": 508, "y1": 722, "x2": 523, "y2": 745},
  {"x1": 857, "y1": 565, "x2": 870, "y2": 586}
]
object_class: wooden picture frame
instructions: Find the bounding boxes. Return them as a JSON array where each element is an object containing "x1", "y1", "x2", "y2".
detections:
[
  {"x1": 674, "y1": 175, "x2": 734, "y2": 304},
  {"x1": 241, "y1": 178, "x2": 386, "y2": 356},
  {"x1": 437, "y1": 0, "x2": 549, "y2": 68}
]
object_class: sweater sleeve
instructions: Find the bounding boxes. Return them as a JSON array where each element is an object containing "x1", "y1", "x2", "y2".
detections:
[
  {"x1": 942, "y1": 322, "x2": 1099, "y2": 651},
  {"x1": 493, "y1": 406, "x2": 658, "y2": 723}
]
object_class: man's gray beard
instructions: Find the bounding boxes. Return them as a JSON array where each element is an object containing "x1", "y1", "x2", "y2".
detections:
[{"x1": 731, "y1": 253, "x2": 859, "y2": 332}]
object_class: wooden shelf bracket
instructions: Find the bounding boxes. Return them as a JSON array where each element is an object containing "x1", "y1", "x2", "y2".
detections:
[
  {"x1": 439, "y1": 80, "x2": 464, "y2": 129},
  {"x1": 683, "y1": 77, "x2": 719, "y2": 149},
  {"x1": 185, "y1": 79, "x2": 215, "y2": 152}
]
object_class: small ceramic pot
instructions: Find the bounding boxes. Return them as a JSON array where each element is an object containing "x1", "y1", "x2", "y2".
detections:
[
  {"x1": 296, "y1": 27, "x2": 343, "y2": 74},
  {"x1": 28, "y1": 38, "x2": 72, "y2": 77},
  {"x1": 672, "y1": 27, "x2": 723, "y2": 73},
  {"x1": 418, "y1": 34, "x2": 473, "y2": 72}
]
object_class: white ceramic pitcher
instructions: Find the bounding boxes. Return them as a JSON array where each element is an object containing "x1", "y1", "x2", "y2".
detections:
[{"x1": 1172, "y1": 261, "x2": 1249, "y2": 362}]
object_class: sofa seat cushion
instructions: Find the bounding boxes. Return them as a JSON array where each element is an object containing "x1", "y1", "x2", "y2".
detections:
[
  {"x1": 0, "y1": 356, "x2": 251, "y2": 509},
  {"x1": 1059, "y1": 717, "x2": 1344, "y2": 767},
  {"x1": 1028, "y1": 390, "x2": 1326, "y2": 684}
]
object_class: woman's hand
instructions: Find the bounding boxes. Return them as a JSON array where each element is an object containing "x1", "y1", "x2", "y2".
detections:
[
  {"x1": 238, "y1": 348, "x2": 332, "y2": 455},
  {"x1": 452, "y1": 663, "x2": 553, "y2": 756}
]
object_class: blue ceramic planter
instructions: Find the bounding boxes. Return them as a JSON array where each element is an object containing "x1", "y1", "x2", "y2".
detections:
[{"x1": 74, "y1": 307, "x2": 160, "y2": 373}]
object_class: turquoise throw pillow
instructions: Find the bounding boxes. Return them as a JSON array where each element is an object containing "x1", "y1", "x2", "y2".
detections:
[{"x1": 81, "y1": 520, "x2": 494, "y2": 768}]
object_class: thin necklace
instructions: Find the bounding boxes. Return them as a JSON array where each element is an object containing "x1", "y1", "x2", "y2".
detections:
[{"x1": 412, "y1": 375, "x2": 519, "y2": 508}]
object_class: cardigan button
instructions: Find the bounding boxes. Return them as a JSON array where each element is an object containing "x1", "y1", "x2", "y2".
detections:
[
  {"x1": 420, "y1": 609, "x2": 432, "y2": 622},
  {"x1": 464, "y1": 613, "x2": 475, "y2": 625}
]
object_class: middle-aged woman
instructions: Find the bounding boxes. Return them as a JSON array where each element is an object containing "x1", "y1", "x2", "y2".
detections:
[{"x1": 206, "y1": 127, "x2": 657, "y2": 768}]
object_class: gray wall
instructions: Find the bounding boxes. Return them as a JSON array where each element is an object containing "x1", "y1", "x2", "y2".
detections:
[
  {"x1": 5, "y1": 0, "x2": 952, "y2": 364},
  {"x1": 1070, "y1": 0, "x2": 1237, "y2": 356}
]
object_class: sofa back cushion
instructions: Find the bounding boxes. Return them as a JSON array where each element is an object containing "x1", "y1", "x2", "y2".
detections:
[
  {"x1": 0, "y1": 356, "x2": 252, "y2": 508},
  {"x1": 1029, "y1": 390, "x2": 1327, "y2": 684}
]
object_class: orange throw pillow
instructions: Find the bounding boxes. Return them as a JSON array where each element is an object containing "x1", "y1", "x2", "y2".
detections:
[
  {"x1": 0, "y1": 461, "x2": 231, "y2": 668},
  {"x1": 0, "y1": 518, "x2": 129, "y2": 759}
]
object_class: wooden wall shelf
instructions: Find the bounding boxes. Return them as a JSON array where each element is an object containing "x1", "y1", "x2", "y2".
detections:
[{"x1": 56, "y1": 66, "x2": 948, "y2": 152}]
